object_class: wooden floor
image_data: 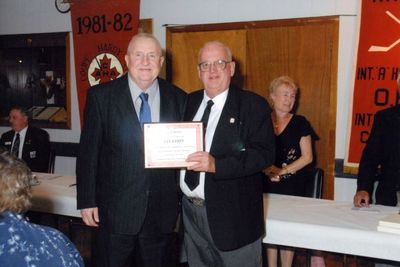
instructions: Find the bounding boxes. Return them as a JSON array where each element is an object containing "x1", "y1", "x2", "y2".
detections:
[{"x1": 27, "y1": 211, "x2": 398, "y2": 267}]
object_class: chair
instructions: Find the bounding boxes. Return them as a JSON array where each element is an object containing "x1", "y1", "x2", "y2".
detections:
[
  {"x1": 304, "y1": 167, "x2": 324, "y2": 199},
  {"x1": 47, "y1": 147, "x2": 56, "y2": 173}
]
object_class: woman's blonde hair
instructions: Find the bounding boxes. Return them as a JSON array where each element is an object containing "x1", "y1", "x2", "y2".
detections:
[
  {"x1": 268, "y1": 76, "x2": 298, "y2": 95},
  {"x1": 0, "y1": 150, "x2": 32, "y2": 213}
]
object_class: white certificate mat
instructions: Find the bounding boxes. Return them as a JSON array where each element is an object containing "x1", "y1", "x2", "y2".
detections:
[{"x1": 144, "y1": 122, "x2": 203, "y2": 168}]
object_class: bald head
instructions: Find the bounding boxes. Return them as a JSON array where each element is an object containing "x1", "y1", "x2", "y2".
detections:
[
  {"x1": 127, "y1": 33, "x2": 162, "y2": 55},
  {"x1": 124, "y1": 33, "x2": 164, "y2": 90}
]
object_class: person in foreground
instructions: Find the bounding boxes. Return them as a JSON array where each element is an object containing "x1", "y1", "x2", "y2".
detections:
[
  {"x1": 0, "y1": 149, "x2": 84, "y2": 266},
  {"x1": 353, "y1": 76, "x2": 400, "y2": 207},
  {"x1": 180, "y1": 41, "x2": 275, "y2": 267},
  {"x1": 76, "y1": 33, "x2": 186, "y2": 267},
  {"x1": 263, "y1": 76, "x2": 318, "y2": 267},
  {"x1": 0, "y1": 106, "x2": 50, "y2": 172}
]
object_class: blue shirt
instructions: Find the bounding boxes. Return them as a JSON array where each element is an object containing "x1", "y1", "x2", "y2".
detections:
[{"x1": 0, "y1": 211, "x2": 84, "y2": 267}]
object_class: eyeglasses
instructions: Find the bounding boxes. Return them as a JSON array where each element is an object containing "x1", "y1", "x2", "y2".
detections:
[{"x1": 198, "y1": 59, "x2": 232, "y2": 72}]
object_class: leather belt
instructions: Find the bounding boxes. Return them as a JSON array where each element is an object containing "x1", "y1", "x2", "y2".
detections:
[{"x1": 187, "y1": 197, "x2": 205, "y2": 207}]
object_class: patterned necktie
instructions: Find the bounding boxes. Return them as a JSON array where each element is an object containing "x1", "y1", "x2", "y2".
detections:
[
  {"x1": 139, "y1": 93, "x2": 151, "y2": 128},
  {"x1": 11, "y1": 132, "x2": 20, "y2": 157},
  {"x1": 185, "y1": 100, "x2": 214, "y2": 190}
]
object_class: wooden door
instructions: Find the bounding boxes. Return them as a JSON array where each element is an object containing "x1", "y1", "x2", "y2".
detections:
[
  {"x1": 166, "y1": 17, "x2": 338, "y2": 199},
  {"x1": 246, "y1": 19, "x2": 338, "y2": 200}
]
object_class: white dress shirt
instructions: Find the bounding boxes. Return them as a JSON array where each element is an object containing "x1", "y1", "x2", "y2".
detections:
[{"x1": 180, "y1": 89, "x2": 228, "y2": 200}]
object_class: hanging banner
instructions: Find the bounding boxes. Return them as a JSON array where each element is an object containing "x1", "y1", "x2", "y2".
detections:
[
  {"x1": 345, "y1": 0, "x2": 400, "y2": 173},
  {"x1": 70, "y1": 0, "x2": 140, "y2": 125}
]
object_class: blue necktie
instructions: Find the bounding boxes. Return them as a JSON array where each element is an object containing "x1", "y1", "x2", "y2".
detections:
[
  {"x1": 184, "y1": 100, "x2": 214, "y2": 190},
  {"x1": 139, "y1": 93, "x2": 151, "y2": 128}
]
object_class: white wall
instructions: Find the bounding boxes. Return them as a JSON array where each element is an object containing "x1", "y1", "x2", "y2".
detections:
[{"x1": 0, "y1": 0, "x2": 359, "y2": 200}]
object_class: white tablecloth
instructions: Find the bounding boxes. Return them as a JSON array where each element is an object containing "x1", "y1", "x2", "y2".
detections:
[
  {"x1": 263, "y1": 193, "x2": 400, "y2": 261},
  {"x1": 30, "y1": 174, "x2": 400, "y2": 261},
  {"x1": 31, "y1": 173, "x2": 80, "y2": 218}
]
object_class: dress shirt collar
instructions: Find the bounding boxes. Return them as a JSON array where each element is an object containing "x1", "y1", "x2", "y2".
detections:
[
  {"x1": 127, "y1": 75, "x2": 159, "y2": 105},
  {"x1": 15, "y1": 126, "x2": 28, "y2": 141},
  {"x1": 203, "y1": 88, "x2": 228, "y2": 110}
]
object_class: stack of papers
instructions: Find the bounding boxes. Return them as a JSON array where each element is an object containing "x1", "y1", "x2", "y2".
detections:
[{"x1": 377, "y1": 214, "x2": 400, "y2": 234}]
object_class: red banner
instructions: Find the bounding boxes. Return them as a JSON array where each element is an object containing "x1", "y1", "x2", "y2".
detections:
[
  {"x1": 70, "y1": 0, "x2": 140, "y2": 125},
  {"x1": 345, "y1": 0, "x2": 400, "y2": 170}
]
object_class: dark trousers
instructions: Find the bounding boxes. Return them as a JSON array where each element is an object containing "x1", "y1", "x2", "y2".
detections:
[{"x1": 94, "y1": 213, "x2": 175, "y2": 267}]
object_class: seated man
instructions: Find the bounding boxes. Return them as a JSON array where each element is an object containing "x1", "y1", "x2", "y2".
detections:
[
  {"x1": 0, "y1": 106, "x2": 50, "y2": 172},
  {"x1": 0, "y1": 149, "x2": 84, "y2": 266}
]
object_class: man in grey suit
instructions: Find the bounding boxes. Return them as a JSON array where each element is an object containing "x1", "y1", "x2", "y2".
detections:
[
  {"x1": 180, "y1": 41, "x2": 275, "y2": 266},
  {"x1": 76, "y1": 33, "x2": 186, "y2": 267}
]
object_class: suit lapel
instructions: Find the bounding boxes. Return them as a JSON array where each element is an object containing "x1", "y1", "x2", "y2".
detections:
[
  {"x1": 185, "y1": 90, "x2": 203, "y2": 121},
  {"x1": 159, "y1": 79, "x2": 176, "y2": 122},
  {"x1": 22, "y1": 127, "x2": 32, "y2": 159},
  {"x1": 186, "y1": 88, "x2": 241, "y2": 154},
  {"x1": 210, "y1": 87, "x2": 240, "y2": 153},
  {"x1": 4, "y1": 130, "x2": 16, "y2": 150},
  {"x1": 24, "y1": 127, "x2": 31, "y2": 146},
  {"x1": 114, "y1": 75, "x2": 141, "y2": 129}
]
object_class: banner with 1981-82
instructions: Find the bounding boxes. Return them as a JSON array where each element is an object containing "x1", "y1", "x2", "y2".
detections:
[
  {"x1": 70, "y1": 0, "x2": 140, "y2": 125},
  {"x1": 345, "y1": 0, "x2": 400, "y2": 173}
]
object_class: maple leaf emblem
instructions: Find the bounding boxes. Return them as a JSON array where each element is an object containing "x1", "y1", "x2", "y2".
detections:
[{"x1": 90, "y1": 54, "x2": 121, "y2": 83}]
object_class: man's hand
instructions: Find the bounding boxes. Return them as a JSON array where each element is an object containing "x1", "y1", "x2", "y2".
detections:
[
  {"x1": 353, "y1": 190, "x2": 370, "y2": 207},
  {"x1": 263, "y1": 165, "x2": 281, "y2": 182},
  {"x1": 186, "y1": 151, "x2": 215, "y2": 173},
  {"x1": 81, "y1": 207, "x2": 100, "y2": 227}
]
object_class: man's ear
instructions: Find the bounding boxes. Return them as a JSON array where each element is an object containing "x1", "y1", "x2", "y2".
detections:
[
  {"x1": 159, "y1": 55, "x2": 165, "y2": 67},
  {"x1": 230, "y1": 61, "x2": 236, "y2": 77}
]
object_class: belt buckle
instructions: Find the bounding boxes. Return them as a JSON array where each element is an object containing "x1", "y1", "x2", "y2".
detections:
[{"x1": 189, "y1": 197, "x2": 205, "y2": 206}]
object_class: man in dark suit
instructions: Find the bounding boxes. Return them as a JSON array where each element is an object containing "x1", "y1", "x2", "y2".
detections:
[
  {"x1": 0, "y1": 107, "x2": 50, "y2": 172},
  {"x1": 354, "y1": 79, "x2": 400, "y2": 207},
  {"x1": 76, "y1": 33, "x2": 186, "y2": 267},
  {"x1": 180, "y1": 41, "x2": 275, "y2": 266}
]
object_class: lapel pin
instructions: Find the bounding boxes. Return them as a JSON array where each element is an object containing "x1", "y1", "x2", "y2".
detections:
[{"x1": 230, "y1": 118, "x2": 235, "y2": 123}]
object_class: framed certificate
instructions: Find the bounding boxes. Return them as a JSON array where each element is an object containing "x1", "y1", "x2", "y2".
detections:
[{"x1": 144, "y1": 122, "x2": 203, "y2": 168}]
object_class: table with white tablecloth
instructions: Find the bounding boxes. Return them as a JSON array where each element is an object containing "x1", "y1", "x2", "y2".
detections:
[
  {"x1": 31, "y1": 173, "x2": 81, "y2": 218},
  {"x1": 263, "y1": 193, "x2": 400, "y2": 262},
  {"x1": 30, "y1": 174, "x2": 400, "y2": 261}
]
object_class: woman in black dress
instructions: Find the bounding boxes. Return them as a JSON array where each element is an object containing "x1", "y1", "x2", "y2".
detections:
[{"x1": 264, "y1": 76, "x2": 315, "y2": 267}]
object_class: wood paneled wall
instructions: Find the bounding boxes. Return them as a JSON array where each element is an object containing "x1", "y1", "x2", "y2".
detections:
[{"x1": 166, "y1": 16, "x2": 338, "y2": 199}]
